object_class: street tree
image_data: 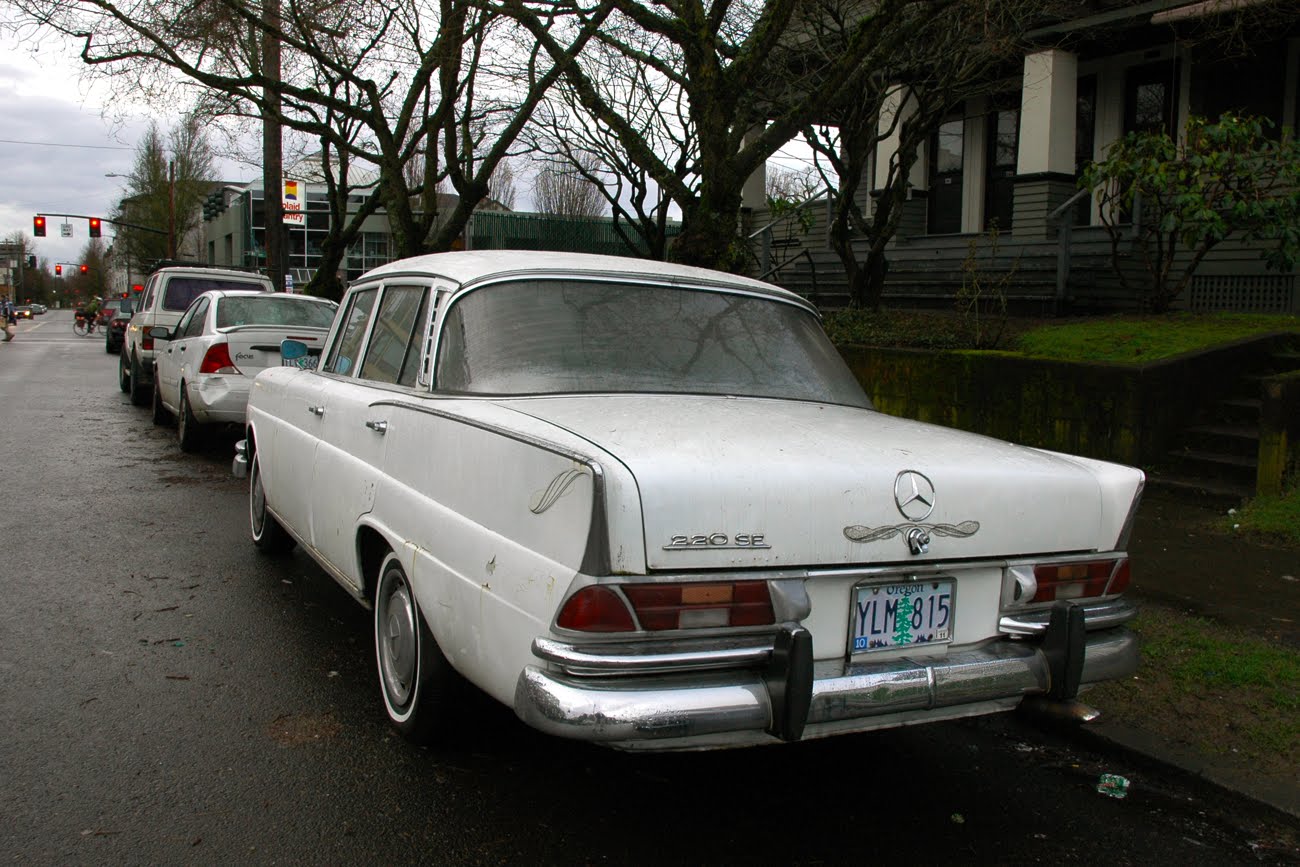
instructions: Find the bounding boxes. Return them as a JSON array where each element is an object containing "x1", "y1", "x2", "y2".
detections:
[
  {"x1": 502, "y1": 0, "x2": 959, "y2": 270},
  {"x1": 533, "y1": 157, "x2": 606, "y2": 217},
  {"x1": 524, "y1": 51, "x2": 686, "y2": 258},
  {"x1": 12, "y1": 0, "x2": 613, "y2": 294},
  {"x1": 1082, "y1": 113, "x2": 1300, "y2": 314},
  {"x1": 801, "y1": 0, "x2": 1036, "y2": 308},
  {"x1": 110, "y1": 117, "x2": 216, "y2": 274}
]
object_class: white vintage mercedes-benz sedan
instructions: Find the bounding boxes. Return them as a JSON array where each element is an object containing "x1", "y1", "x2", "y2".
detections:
[{"x1": 236, "y1": 250, "x2": 1143, "y2": 751}]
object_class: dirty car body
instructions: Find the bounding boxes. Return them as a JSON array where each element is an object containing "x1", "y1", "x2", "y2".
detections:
[{"x1": 237, "y1": 251, "x2": 1143, "y2": 751}]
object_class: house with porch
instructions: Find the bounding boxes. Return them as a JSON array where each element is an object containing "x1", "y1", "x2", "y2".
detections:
[{"x1": 752, "y1": 1, "x2": 1300, "y2": 314}]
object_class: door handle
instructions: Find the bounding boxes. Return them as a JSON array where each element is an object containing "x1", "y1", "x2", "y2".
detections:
[
  {"x1": 308, "y1": 405, "x2": 325, "y2": 417},
  {"x1": 365, "y1": 420, "x2": 388, "y2": 434}
]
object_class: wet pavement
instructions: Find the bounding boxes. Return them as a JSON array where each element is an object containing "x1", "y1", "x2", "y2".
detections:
[{"x1": 1127, "y1": 487, "x2": 1300, "y2": 647}]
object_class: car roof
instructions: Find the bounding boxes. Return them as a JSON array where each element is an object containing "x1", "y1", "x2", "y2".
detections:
[
  {"x1": 155, "y1": 266, "x2": 271, "y2": 281},
  {"x1": 354, "y1": 250, "x2": 812, "y2": 310}
]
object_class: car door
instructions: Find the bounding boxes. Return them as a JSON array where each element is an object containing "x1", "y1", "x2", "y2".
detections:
[
  {"x1": 309, "y1": 284, "x2": 430, "y2": 585},
  {"x1": 157, "y1": 297, "x2": 209, "y2": 413}
]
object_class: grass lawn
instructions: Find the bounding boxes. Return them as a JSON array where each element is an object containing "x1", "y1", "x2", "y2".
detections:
[
  {"x1": 1229, "y1": 491, "x2": 1300, "y2": 546},
  {"x1": 1087, "y1": 605, "x2": 1299, "y2": 774},
  {"x1": 1013, "y1": 313, "x2": 1300, "y2": 364},
  {"x1": 824, "y1": 308, "x2": 1300, "y2": 363}
]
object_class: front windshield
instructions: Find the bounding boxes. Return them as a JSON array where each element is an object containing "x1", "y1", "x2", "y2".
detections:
[{"x1": 435, "y1": 279, "x2": 869, "y2": 407}]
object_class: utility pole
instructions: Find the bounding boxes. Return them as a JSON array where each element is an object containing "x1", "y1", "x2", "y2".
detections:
[
  {"x1": 262, "y1": 0, "x2": 285, "y2": 292},
  {"x1": 167, "y1": 159, "x2": 176, "y2": 259}
]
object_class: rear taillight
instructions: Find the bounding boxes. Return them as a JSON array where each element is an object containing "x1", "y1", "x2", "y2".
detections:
[
  {"x1": 556, "y1": 586, "x2": 636, "y2": 632},
  {"x1": 1030, "y1": 558, "x2": 1127, "y2": 604},
  {"x1": 556, "y1": 581, "x2": 777, "y2": 633},
  {"x1": 141, "y1": 325, "x2": 155, "y2": 351},
  {"x1": 199, "y1": 342, "x2": 241, "y2": 375},
  {"x1": 623, "y1": 581, "x2": 774, "y2": 630}
]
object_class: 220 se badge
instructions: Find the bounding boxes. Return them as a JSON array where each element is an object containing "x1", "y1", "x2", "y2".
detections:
[{"x1": 663, "y1": 533, "x2": 769, "y2": 550}]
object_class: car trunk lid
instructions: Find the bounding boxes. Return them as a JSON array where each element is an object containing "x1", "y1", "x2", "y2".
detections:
[
  {"x1": 503, "y1": 395, "x2": 1137, "y2": 571},
  {"x1": 218, "y1": 325, "x2": 328, "y2": 377}
]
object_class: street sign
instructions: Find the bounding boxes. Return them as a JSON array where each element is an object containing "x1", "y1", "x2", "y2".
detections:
[
  {"x1": 60, "y1": 223, "x2": 73, "y2": 238},
  {"x1": 283, "y1": 178, "x2": 305, "y2": 226},
  {"x1": 285, "y1": 273, "x2": 295, "y2": 293}
]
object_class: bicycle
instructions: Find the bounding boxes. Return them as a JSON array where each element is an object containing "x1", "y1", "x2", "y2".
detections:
[{"x1": 73, "y1": 312, "x2": 97, "y2": 337}]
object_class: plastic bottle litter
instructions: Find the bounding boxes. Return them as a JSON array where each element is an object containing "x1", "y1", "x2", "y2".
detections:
[{"x1": 1096, "y1": 773, "x2": 1130, "y2": 799}]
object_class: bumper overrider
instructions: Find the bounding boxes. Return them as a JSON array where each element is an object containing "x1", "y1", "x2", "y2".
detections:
[{"x1": 514, "y1": 599, "x2": 1138, "y2": 750}]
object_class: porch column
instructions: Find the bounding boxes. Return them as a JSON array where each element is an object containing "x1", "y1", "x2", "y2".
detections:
[
  {"x1": 1013, "y1": 49, "x2": 1078, "y2": 239},
  {"x1": 741, "y1": 125, "x2": 767, "y2": 212},
  {"x1": 874, "y1": 85, "x2": 928, "y2": 239}
]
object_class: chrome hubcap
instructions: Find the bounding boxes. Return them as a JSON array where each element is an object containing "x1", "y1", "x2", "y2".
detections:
[
  {"x1": 379, "y1": 580, "x2": 417, "y2": 706},
  {"x1": 250, "y1": 462, "x2": 266, "y2": 535}
]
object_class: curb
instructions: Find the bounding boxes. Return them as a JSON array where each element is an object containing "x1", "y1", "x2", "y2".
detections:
[{"x1": 1073, "y1": 718, "x2": 1300, "y2": 821}]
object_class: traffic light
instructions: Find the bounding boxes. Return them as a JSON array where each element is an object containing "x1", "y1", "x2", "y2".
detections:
[
  {"x1": 27, "y1": 255, "x2": 36, "y2": 268},
  {"x1": 89, "y1": 217, "x2": 102, "y2": 238},
  {"x1": 80, "y1": 264, "x2": 89, "y2": 274},
  {"x1": 55, "y1": 265, "x2": 62, "y2": 276},
  {"x1": 33, "y1": 215, "x2": 46, "y2": 237}
]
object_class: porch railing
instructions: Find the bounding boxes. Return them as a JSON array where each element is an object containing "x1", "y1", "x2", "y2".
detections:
[{"x1": 748, "y1": 191, "x2": 832, "y2": 281}]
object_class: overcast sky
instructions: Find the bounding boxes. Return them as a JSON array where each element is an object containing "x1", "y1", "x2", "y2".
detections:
[
  {"x1": 1, "y1": 28, "x2": 816, "y2": 290},
  {"x1": 0, "y1": 32, "x2": 256, "y2": 279}
]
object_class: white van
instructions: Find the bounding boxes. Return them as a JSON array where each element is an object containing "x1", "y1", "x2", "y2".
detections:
[{"x1": 118, "y1": 266, "x2": 274, "y2": 405}]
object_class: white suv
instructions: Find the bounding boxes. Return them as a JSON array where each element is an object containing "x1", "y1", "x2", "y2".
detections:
[{"x1": 119, "y1": 266, "x2": 274, "y2": 405}]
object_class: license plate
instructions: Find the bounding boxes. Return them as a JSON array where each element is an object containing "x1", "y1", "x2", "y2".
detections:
[{"x1": 850, "y1": 580, "x2": 954, "y2": 653}]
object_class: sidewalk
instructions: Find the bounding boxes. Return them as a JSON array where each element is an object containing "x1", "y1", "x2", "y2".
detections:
[{"x1": 1078, "y1": 486, "x2": 1300, "y2": 819}]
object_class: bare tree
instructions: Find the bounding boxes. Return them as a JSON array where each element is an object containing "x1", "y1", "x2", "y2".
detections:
[
  {"x1": 765, "y1": 165, "x2": 821, "y2": 204},
  {"x1": 488, "y1": 158, "x2": 518, "y2": 210},
  {"x1": 502, "y1": 0, "x2": 960, "y2": 270},
  {"x1": 533, "y1": 156, "x2": 605, "y2": 217},
  {"x1": 524, "y1": 46, "x2": 688, "y2": 258},
  {"x1": 11, "y1": 0, "x2": 613, "y2": 294},
  {"x1": 802, "y1": 0, "x2": 1037, "y2": 308}
]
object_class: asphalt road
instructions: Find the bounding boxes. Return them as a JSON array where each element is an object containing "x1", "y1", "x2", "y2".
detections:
[{"x1": 2, "y1": 311, "x2": 1296, "y2": 865}]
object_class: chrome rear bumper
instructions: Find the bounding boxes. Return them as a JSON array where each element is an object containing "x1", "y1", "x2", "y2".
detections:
[
  {"x1": 231, "y1": 439, "x2": 249, "y2": 479},
  {"x1": 514, "y1": 622, "x2": 1137, "y2": 751}
]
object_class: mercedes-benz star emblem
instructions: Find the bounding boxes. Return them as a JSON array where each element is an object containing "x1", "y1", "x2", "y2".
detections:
[{"x1": 894, "y1": 470, "x2": 935, "y2": 521}]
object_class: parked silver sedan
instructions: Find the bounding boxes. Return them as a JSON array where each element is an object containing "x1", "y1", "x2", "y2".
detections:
[{"x1": 151, "y1": 290, "x2": 338, "y2": 451}]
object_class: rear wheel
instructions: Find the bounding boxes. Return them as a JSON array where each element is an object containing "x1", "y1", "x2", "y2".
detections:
[
  {"x1": 73, "y1": 319, "x2": 88, "y2": 337},
  {"x1": 177, "y1": 387, "x2": 204, "y2": 453},
  {"x1": 151, "y1": 380, "x2": 171, "y2": 426},
  {"x1": 375, "y1": 553, "x2": 457, "y2": 743},
  {"x1": 118, "y1": 351, "x2": 130, "y2": 393},
  {"x1": 128, "y1": 355, "x2": 148, "y2": 406},
  {"x1": 249, "y1": 450, "x2": 294, "y2": 554}
]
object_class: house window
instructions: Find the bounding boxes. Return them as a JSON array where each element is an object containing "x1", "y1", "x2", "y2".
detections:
[
  {"x1": 1190, "y1": 41, "x2": 1286, "y2": 130},
  {"x1": 1124, "y1": 61, "x2": 1179, "y2": 136},
  {"x1": 1074, "y1": 75, "x2": 1097, "y2": 226},
  {"x1": 927, "y1": 114, "x2": 964, "y2": 234},
  {"x1": 984, "y1": 100, "x2": 1019, "y2": 231}
]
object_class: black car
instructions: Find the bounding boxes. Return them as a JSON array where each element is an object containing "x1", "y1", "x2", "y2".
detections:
[{"x1": 105, "y1": 297, "x2": 135, "y2": 354}]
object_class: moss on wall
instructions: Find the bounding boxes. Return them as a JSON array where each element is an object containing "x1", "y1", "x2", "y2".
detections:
[{"x1": 837, "y1": 335, "x2": 1296, "y2": 487}]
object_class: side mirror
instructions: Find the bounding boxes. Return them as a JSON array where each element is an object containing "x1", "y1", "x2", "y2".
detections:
[
  {"x1": 281, "y1": 339, "x2": 318, "y2": 370},
  {"x1": 150, "y1": 326, "x2": 172, "y2": 341}
]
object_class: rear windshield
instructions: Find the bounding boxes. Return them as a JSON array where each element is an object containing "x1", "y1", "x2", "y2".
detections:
[
  {"x1": 163, "y1": 277, "x2": 267, "y2": 311},
  {"x1": 435, "y1": 279, "x2": 870, "y2": 407},
  {"x1": 215, "y1": 294, "x2": 337, "y2": 329}
]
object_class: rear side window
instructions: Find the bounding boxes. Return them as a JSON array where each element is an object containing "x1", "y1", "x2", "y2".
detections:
[
  {"x1": 215, "y1": 295, "x2": 337, "y2": 329},
  {"x1": 359, "y1": 286, "x2": 428, "y2": 385},
  {"x1": 162, "y1": 277, "x2": 268, "y2": 311},
  {"x1": 323, "y1": 288, "x2": 378, "y2": 376}
]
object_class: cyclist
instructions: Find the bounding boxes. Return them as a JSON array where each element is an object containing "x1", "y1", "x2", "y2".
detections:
[{"x1": 75, "y1": 302, "x2": 98, "y2": 335}]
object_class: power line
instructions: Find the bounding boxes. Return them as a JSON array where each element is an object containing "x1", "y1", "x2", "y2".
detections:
[{"x1": 0, "y1": 138, "x2": 133, "y2": 151}]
